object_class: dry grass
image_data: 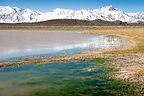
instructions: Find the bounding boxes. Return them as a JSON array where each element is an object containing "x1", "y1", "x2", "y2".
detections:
[
  {"x1": 132, "y1": 66, "x2": 144, "y2": 77},
  {"x1": 86, "y1": 28, "x2": 144, "y2": 53}
]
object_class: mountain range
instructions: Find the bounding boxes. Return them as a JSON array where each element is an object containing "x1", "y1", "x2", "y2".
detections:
[{"x1": 0, "y1": 6, "x2": 144, "y2": 23}]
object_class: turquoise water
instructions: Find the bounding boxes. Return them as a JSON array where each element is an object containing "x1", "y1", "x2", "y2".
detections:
[{"x1": 0, "y1": 59, "x2": 137, "y2": 96}]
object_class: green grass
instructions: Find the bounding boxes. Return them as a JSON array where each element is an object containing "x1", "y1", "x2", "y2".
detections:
[
  {"x1": 12, "y1": 58, "x2": 140, "y2": 96},
  {"x1": 34, "y1": 63, "x2": 49, "y2": 66},
  {"x1": 90, "y1": 58, "x2": 114, "y2": 64}
]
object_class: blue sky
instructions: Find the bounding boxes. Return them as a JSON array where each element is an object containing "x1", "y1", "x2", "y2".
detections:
[{"x1": 0, "y1": 0, "x2": 144, "y2": 13}]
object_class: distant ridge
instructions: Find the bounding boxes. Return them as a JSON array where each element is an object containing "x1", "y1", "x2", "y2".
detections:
[
  {"x1": 0, "y1": 19, "x2": 143, "y2": 26},
  {"x1": 0, "y1": 6, "x2": 144, "y2": 23}
]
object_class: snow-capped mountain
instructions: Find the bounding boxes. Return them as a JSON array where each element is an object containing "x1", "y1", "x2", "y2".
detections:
[
  {"x1": 0, "y1": 6, "x2": 42, "y2": 23},
  {"x1": 0, "y1": 6, "x2": 144, "y2": 23}
]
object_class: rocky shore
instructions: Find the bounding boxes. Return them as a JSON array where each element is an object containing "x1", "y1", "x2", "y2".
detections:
[{"x1": 102, "y1": 53, "x2": 144, "y2": 87}]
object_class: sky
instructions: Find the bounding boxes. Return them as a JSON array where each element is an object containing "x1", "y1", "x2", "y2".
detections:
[{"x1": 0, "y1": 0, "x2": 144, "y2": 13}]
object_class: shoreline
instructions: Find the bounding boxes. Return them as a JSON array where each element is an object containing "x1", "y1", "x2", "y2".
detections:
[
  {"x1": 0, "y1": 30, "x2": 132, "y2": 68},
  {"x1": 0, "y1": 44, "x2": 131, "y2": 68},
  {"x1": 0, "y1": 26, "x2": 144, "y2": 31},
  {"x1": 0, "y1": 27, "x2": 144, "y2": 92}
]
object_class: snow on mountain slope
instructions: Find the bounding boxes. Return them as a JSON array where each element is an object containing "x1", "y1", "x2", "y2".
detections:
[
  {"x1": 0, "y1": 6, "x2": 42, "y2": 23},
  {"x1": 0, "y1": 6, "x2": 144, "y2": 23}
]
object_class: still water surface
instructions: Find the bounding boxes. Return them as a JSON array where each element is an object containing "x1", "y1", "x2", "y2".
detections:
[{"x1": 0, "y1": 30, "x2": 127, "y2": 60}]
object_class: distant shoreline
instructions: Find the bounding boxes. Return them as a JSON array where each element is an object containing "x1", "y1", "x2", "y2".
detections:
[
  {"x1": 0, "y1": 19, "x2": 144, "y2": 27},
  {"x1": 0, "y1": 26, "x2": 144, "y2": 32}
]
